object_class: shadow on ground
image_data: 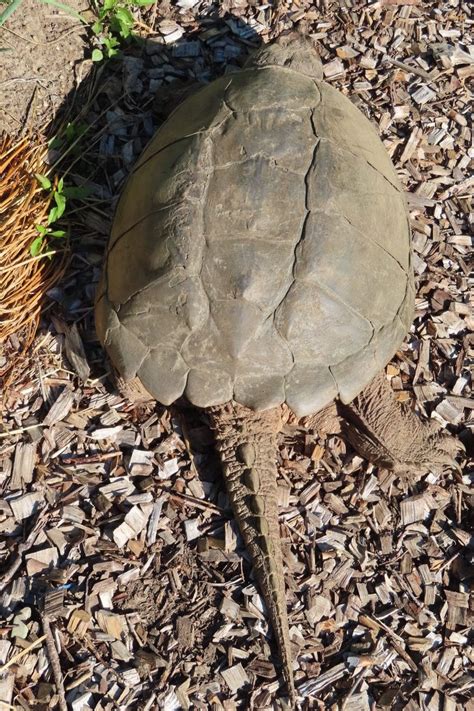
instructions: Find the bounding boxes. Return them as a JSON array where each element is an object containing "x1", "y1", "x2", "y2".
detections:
[
  {"x1": 30, "y1": 10, "x2": 267, "y2": 494},
  {"x1": 41, "y1": 11, "x2": 263, "y2": 387}
]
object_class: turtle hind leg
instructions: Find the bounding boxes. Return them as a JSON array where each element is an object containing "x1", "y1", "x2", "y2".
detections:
[{"x1": 339, "y1": 371, "x2": 464, "y2": 474}]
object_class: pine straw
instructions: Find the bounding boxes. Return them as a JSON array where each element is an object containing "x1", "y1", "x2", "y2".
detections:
[{"x1": 0, "y1": 134, "x2": 68, "y2": 379}]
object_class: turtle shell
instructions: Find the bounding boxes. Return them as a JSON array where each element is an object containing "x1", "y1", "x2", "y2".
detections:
[{"x1": 95, "y1": 62, "x2": 414, "y2": 417}]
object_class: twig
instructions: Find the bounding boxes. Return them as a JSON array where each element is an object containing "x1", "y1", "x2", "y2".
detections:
[
  {"x1": 382, "y1": 55, "x2": 435, "y2": 81},
  {"x1": 65, "y1": 669, "x2": 93, "y2": 691},
  {"x1": 0, "y1": 423, "x2": 45, "y2": 439},
  {"x1": 43, "y1": 616, "x2": 68, "y2": 711},
  {"x1": 169, "y1": 491, "x2": 224, "y2": 514},
  {"x1": 1, "y1": 24, "x2": 84, "y2": 47},
  {"x1": 61, "y1": 451, "x2": 122, "y2": 466},
  {"x1": 358, "y1": 614, "x2": 418, "y2": 672},
  {"x1": 341, "y1": 668, "x2": 370, "y2": 709},
  {"x1": 0, "y1": 249, "x2": 65, "y2": 273},
  {"x1": 0, "y1": 635, "x2": 47, "y2": 672}
]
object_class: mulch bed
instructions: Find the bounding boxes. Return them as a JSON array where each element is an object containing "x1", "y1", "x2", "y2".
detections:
[{"x1": 0, "y1": 1, "x2": 472, "y2": 709}]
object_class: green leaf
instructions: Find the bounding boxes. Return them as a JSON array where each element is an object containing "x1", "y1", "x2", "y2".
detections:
[
  {"x1": 92, "y1": 48, "x2": 104, "y2": 62},
  {"x1": 48, "y1": 135, "x2": 63, "y2": 150},
  {"x1": 53, "y1": 191, "x2": 67, "y2": 218},
  {"x1": 63, "y1": 121, "x2": 87, "y2": 142},
  {"x1": 35, "y1": 224, "x2": 48, "y2": 235},
  {"x1": 35, "y1": 173, "x2": 52, "y2": 190},
  {"x1": 113, "y1": 7, "x2": 133, "y2": 37},
  {"x1": 103, "y1": 35, "x2": 119, "y2": 49},
  {"x1": 0, "y1": 0, "x2": 23, "y2": 27},
  {"x1": 103, "y1": 0, "x2": 116, "y2": 10},
  {"x1": 64, "y1": 122, "x2": 77, "y2": 141},
  {"x1": 103, "y1": 36, "x2": 120, "y2": 57},
  {"x1": 133, "y1": 0, "x2": 155, "y2": 5},
  {"x1": 63, "y1": 185, "x2": 90, "y2": 199},
  {"x1": 118, "y1": 24, "x2": 131, "y2": 39},
  {"x1": 49, "y1": 229, "x2": 66, "y2": 238},
  {"x1": 92, "y1": 19, "x2": 103, "y2": 34},
  {"x1": 30, "y1": 236, "x2": 44, "y2": 257},
  {"x1": 48, "y1": 206, "x2": 59, "y2": 224},
  {"x1": 114, "y1": 6, "x2": 133, "y2": 23},
  {"x1": 57, "y1": 176, "x2": 64, "y2": 193}
]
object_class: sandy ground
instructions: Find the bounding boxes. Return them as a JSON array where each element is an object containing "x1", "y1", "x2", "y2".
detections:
[{"x1": 0, "y1": 0, "x2": 89, "y2": 134}]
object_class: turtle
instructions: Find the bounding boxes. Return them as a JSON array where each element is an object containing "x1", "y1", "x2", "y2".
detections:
[{"x1": 95, "y1": 34, "x2": 461, "y2": 705}]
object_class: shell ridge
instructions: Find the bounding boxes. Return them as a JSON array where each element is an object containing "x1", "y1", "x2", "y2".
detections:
[
  {"x1": 119, "y1": 322, "x2": 151, "y2": 377},
  {"x1": 132, "y1": 81, "x2": 234, "y2": 174},
  {"x1": 114, "y1": 268, "x2": 182, "y2": 309},
  {"x1": 312, "y1": 91, "x2": 402, "y2": 193},
  {"x1": 230, "y1": 64, "x2": 322, "y2": 79},
  {"x1": 305, "y1": 279, "x2": 377, "y2": 343},
  {"x1": 271, "y1": 110, "x2": 320, "y2": 378},
  {"x1": 328, "y1": 362, "x2": 344, "y2": 401},
  {"x1": 394, "y1": 274, "x2": 414, "y2": 325},
  {"x1": 222, "y1": 89, "x2": 237, "y2": 115},
  {"x1": 329, "y1": 273, "x2": 413, "y2": 403},
  {"x1": 212, "y1": 154, "x2": 306, "y2": 176},
  {"x1": 132, "y1": 132, "x2": 207, "y2": 175},
  {"x1": 314, "y1": 208, "x2": 409, "y2": 276},
  {"x1": 107, "y1": 201, "x2": 183, "y2": 259},
  {"x1": 325, "y1": 364, "x2": 340, "y2": 395},
  {"x1": 323, "y1": 174, "x2": 401, "y2": 198},
  {"x1": 183, "y1": 130, "x2": 225, "y2": 404}
]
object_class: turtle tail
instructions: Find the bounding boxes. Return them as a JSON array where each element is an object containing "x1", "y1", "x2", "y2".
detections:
[{"x1": 207, "y1": 402, "x2": 295, "y2": 704}]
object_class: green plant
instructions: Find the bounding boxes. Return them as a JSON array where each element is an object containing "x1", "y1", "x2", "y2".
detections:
[
  {"x1": 91, "y1": 0, "x2": 154, "y2": 62},
  {"x1": 30, "y1": 168, "x2": 90, "y2": 257},
  {"x1": 31, "y1": 174, "x2": 68, "y2": 256},
  {"x1": 49, "y1": 121, "x2": 89, "y2": 155},
  {"x1": 0, "y1": 0, "x2": 152, "y2": 59},
  {"x1": 30, "y1": 224, "x2": 67, "y2": 257}
]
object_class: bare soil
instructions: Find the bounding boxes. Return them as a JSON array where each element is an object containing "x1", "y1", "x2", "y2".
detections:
[{"x1": 0, "y1": 0, "x2": 89, "y2": 134}]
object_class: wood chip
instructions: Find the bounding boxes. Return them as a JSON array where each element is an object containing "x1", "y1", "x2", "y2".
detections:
[
  {"x1": 8, "y1": 491, "x2": 43, "y2": 521},
  {"x1": 67, "y1": 610, "x2": 91, "y2": 638},
  {"x1": 298, "y1": 662, "x2": 348, "y2": 695},
  {"x1": 220, "y1": 663, "x2": 250, "y2": 693},
  {"x1": 64, "y1": 322, "x2": 90, "y2": 382},
  {"x1": 11, "y1": 442, "x2": 36, "y2": 490},
  {"x1": 43, "y1": 388, "x2": 75, "y2": 425},
  {"x1": 96, "y1": 610, "x2": 127, "y2": 640},
  {"x1": 400, "y1": 494, "x2": 433, "y2": 525}
]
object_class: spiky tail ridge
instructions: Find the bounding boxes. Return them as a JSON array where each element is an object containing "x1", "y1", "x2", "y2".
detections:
[{"x1": 207, "y1": 402, "x2": 295, "y2": 704}]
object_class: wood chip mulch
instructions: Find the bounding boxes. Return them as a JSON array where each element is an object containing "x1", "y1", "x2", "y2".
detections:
[{"x1": 1, "y1": 1, "x2": 472, "y2": 709}]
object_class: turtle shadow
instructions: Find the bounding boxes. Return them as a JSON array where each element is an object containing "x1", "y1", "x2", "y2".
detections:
[
  {"x1": 24, "y1": 11, "x2": 263, "y2": 390},
  {"x1": 23, "y1": 11, "x2": 267, "y2": 491}
]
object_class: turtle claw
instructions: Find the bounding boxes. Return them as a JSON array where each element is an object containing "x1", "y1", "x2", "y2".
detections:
[
  {"x1": 412, "y1": 429, "x2": 465, "y2": 476},
  {"x1": 379, "y1": 425, "x2": 464, "y2": 478}
]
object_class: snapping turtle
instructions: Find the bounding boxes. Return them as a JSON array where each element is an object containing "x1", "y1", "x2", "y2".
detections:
[{"x1": 95, "y1": 35, "x2": 460, "y2": 704}]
